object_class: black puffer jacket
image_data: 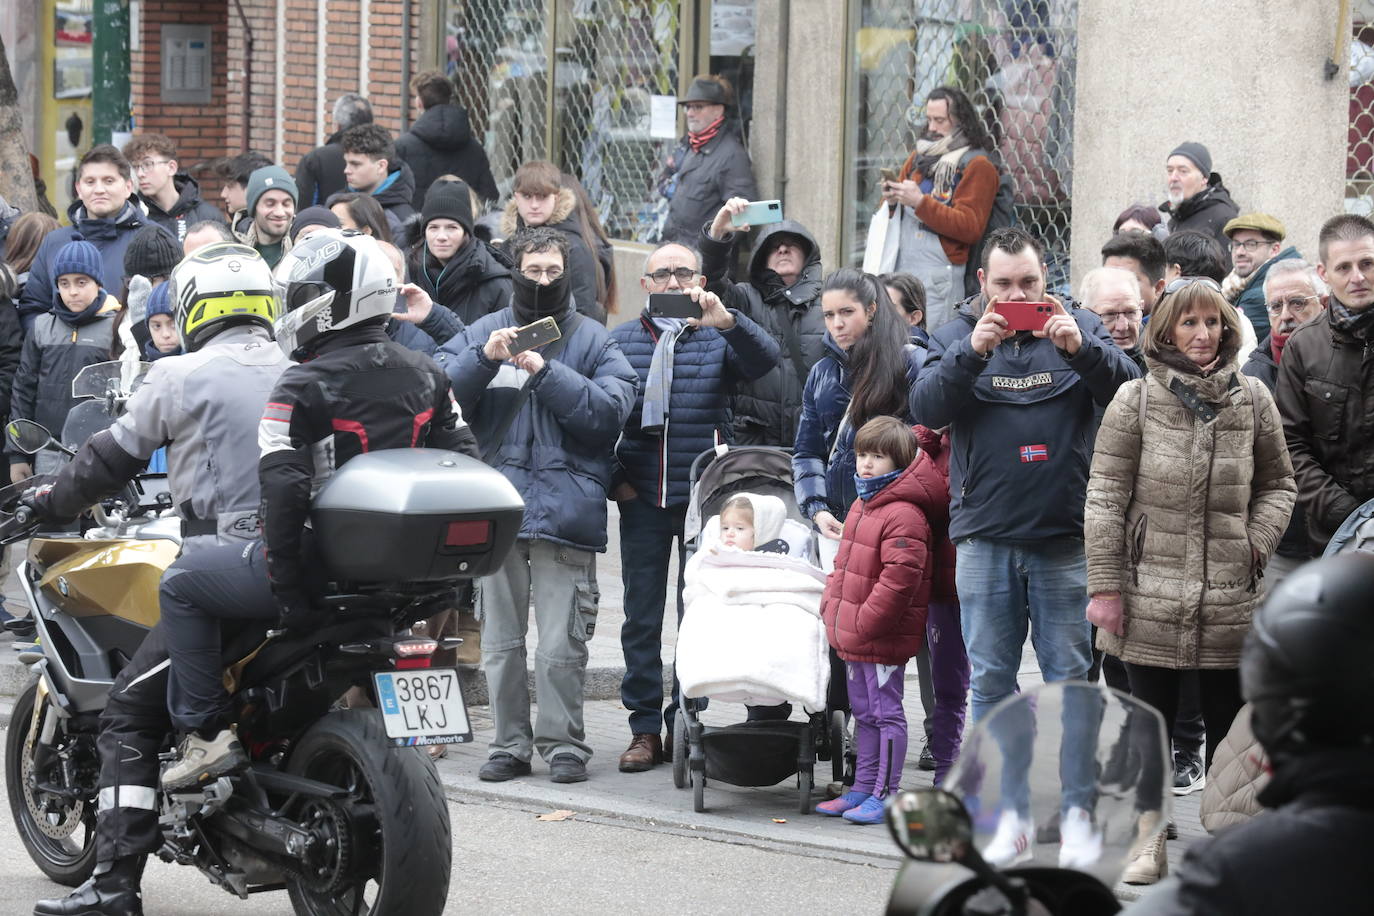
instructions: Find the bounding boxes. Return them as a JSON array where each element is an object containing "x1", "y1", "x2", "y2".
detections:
[
  {"x1": 1130, "y1": 749, "x2": 1374, "y2": 916},
  {"x1": 700, "y1": 219, "x2": 825, "y2": 447},
  {"x1": 139, "y1": 174, "x2": 224, "y2": 242},
  {"x1": 394, "y1": 104, "x2": 499, "y2": 208},
  {"x1": 1161, "y1": 173, "x2": 1240, "y2": 253},
  {"x1": 408, "y1": 238, "x2": 511, "y2": 326}
]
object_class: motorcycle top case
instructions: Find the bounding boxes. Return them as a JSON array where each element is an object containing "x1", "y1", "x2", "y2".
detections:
[{"x1": 310, "y1": 449, "x2": 524, "y2": 582}]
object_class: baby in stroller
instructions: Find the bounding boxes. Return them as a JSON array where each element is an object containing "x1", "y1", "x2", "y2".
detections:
[{"x1": 677, "y1": 492, "x2": 830, "y2": 715}]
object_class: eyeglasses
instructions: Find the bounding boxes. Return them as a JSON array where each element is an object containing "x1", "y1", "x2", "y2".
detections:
[
  {"x1": 1096, "y1": 308, "x2": 1142, "y2": 325},
  {"x1": 1229, "y1": 238, "x2": 1273, "y2": 252},
  {"x1": 520, "y1": 266, "x2": 564, "y2": 281},
  {"x1": 132, "y1": 159, "x2": 172, "y2": 173},
  {"x1": 1163, "y1": 276, "x2": 1223, "y2": 296},
  {"x1": 643, "y1": 267, "x2": 699, "y2": 284},
  {"x1": 1265, "y1": 295, "x2": 1319, "y2": 315}
]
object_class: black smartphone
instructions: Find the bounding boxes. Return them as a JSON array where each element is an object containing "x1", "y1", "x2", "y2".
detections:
[
  {"x1": 509, "y1": 316, "x2": 561, "y2": 356},
  {"x1": 647, "y1": 293, "x2": 703, "y2": 320}
]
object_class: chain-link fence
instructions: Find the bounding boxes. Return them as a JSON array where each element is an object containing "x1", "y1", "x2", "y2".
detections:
[
  {"x1": 441, "y1": 0, "x2": 687, "y2": 242},
  {"x1": 846, "y1": 0, "x2": 1078, "y2": 292},
  {"x1": 1348, "y1": 3, "x2": 1374, "y2": 212}
]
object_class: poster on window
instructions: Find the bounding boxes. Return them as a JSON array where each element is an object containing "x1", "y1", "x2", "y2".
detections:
[
  {"x1": 54, "y1": 49, "x2": 93, "y2": 99},
  {"x1": 711, "y1": 0, "x2": 755, "y2": 57}
]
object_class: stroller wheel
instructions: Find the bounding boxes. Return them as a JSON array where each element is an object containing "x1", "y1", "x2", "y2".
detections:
[
  {"x1": 828, "y1": 711, "x2": 847, "y2": 784},
  {"x1": 672, "y1": 713, "x2": 687, "y2": 789},
  {"x1": 798, "y1": 767, "x2": 813, "y2": 814},
  {"x1": 693, "y1": 768, "x2": 706, "y2": 813}
]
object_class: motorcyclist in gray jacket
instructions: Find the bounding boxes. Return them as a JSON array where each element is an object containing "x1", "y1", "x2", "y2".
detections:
[{"x1": 31, "y1": 243, "x2": 290, "y2": 916}]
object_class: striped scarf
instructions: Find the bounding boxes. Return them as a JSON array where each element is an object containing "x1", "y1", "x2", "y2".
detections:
[
  {"x1": 688, "y1": 116, "x2": 724, "y2": 152},
  {"x1": 1329, "y1": 296, "x2": 1374, "y2": 338}
]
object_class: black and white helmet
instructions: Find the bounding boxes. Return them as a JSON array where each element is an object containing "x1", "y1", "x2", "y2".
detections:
[{"x1": 271, "y1": 230, "x2": 397, "y2": 356}]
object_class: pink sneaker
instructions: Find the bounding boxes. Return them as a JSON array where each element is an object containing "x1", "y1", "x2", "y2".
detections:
[{"x1": 815, "y1": 790, "x2": 871, "y2": 816}]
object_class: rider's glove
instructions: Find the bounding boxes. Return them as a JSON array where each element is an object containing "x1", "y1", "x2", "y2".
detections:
[{"x1": 18, "y1": 484, "x2": 55, "y2": 521}]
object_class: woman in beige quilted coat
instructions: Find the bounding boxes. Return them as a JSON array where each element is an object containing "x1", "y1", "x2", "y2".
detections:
[{"x1": 1083, "y1": 277, "x2": 1295, "y2": 883}]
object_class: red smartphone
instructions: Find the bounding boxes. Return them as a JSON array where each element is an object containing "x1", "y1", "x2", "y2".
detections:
[{"x1": 994, "y1": 301, "x2": 1055, "y2": 333}]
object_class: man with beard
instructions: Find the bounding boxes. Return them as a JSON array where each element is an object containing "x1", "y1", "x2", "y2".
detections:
[
  {"x1": 437, "y1": 227, "x2": 636, "y2": 786},
  {"x1": 658, "y1": 75, "x2": 757, "y2": 246},
  {"x1": 1160, "y1": 142, "x2": 1239, "y2": 255},
  {"x1": 1243, "y1": 259, "x2": 1326, "y2": 581},
  {"x1": 234, "y1": 166, "x2": 297, "y2": 269},
  {"x1": 18, "y1": 145, "x2": 147, "y2": 331},
  {"x1": 874, "y1": 85, "x2": 1000, "y2": 332},
  {"x1": 1223, "y1": 213, "x2": 1301, "y2": 338}
]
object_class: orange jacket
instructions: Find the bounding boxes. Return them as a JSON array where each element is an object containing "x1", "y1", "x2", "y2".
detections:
[{"x1": 897, "y1": 150, "x2": 999, "y2": 266}]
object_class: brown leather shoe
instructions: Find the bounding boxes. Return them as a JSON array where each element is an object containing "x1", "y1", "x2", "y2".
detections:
[{"x1": 618, "y1": 733, "x2": 662, "y2": 772}]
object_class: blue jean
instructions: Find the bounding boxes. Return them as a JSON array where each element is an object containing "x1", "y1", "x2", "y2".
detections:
[
  {"x1": 618, "y1": 497, "x2": 687, "y2": 736},
  {"x1": 956, "y1": 536, "x2": 1092, "y2": 724}
]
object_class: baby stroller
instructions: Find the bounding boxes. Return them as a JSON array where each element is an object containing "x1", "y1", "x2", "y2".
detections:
[{"x1": 672, "y1": 444, "x2": 849, "y2": 813}]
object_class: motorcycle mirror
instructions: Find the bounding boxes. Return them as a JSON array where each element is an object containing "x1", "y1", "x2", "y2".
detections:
[
  {"x1": 6, "y1": 420, "x2": 55, "y2": 455},
  {"x1": 886, "y1": 788, "x2": 974, "y2": 864}
]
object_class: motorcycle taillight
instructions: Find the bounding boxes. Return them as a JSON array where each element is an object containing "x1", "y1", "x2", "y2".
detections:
[{"x1": 396, "y1": 657, "x2": 432, "y2": 670}]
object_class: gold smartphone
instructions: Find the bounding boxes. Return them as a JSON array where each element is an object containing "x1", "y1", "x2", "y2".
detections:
[{"x1": 509, "y1": 317, "x2": 561, "y2": 356}]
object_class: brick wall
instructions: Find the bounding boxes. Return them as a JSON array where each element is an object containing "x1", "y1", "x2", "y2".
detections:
[
  {"x1": 129, "y1": 1, "x2": 231, "y2": 206},
  {"x1": 130, "y1": 0, "x2": 422, "y2": 201}
]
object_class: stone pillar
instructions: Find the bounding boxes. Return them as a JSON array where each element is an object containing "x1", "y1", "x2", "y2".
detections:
[{"x1": 1071, "y1": 0, "x2": 1350, "y2": 285}]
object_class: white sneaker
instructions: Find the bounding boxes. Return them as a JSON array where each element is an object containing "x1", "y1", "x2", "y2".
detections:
[
  {"x1": 984, "y1": 809, "x2": 1034, "y2": 866},
  {"x1": 1058, "y1": 806, "x2": 1103, "y2": 869}
]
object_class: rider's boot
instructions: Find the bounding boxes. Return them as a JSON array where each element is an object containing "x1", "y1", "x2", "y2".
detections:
[{"x1": 33, "y1": 856, "x2": 145, "y2": 916}]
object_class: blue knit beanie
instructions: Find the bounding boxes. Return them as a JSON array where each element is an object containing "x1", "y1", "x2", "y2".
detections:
[
  {"x1": 145, "y1": 281, "x2": 173, "y2": 322},
  {"x1": 52, "y1": 240, "x2": 103, "y2": 287}
]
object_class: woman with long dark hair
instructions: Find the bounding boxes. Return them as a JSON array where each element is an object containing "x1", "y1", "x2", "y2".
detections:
[{"x1": 794, "y1": 267, "x2": 918, "y2": 538}]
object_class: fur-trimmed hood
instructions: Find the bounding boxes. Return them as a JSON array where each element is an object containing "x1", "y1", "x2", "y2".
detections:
[{"x1": 499, "y1": 188, "x2": 577, "y2": 240}]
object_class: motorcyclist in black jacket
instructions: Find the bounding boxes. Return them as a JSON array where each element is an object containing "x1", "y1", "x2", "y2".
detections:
[{"x1": 1129, "y1": 551, "x2": 1374, "y2": 915}]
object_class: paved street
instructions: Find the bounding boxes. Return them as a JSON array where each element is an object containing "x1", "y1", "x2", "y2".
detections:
[{"x1": 0, "y1": 519, "x2": 1209, "y2": 912}]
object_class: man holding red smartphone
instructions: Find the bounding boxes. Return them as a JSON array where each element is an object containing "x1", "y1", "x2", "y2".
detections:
[{"x1": 910, "y1": 227, "x2": 1140, "y2": 743}]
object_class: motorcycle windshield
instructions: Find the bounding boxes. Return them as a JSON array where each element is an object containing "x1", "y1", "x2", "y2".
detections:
[
  {"x1": 70, "y1": 360, "x2": 151, "y2": 401},
  {"x1": 945, "y1": 682, "x2": 1171, "y2": 886}
]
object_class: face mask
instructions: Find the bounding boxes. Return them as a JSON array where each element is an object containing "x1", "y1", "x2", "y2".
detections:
[{"x1": 511, "y1": 269, "x2": 572, "y2": 324}]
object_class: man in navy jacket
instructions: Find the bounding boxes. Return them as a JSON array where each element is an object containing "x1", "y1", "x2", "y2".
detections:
[
  {"x1": 910, "y1": 227, "x2": 1139, "y2": 729},
  {"x1": 608, "y1": 242, "x2": 779, "y2": 772},
  {"x1": 437, "y1": 227, "x2": 636, "y2": 785}
]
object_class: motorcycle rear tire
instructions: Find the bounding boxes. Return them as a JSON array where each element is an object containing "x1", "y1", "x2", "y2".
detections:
[
  {"x1": 5, "y1": 679, "x2": 97, "y2": 886},
  {"x1": 285, "y1": 709, "x2": 451, "y2": 916}
]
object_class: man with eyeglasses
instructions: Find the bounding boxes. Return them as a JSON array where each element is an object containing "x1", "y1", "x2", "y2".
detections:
[
  {"x1": 1277, "y1": 214, "x2": 1374, "y2": 553},
  {"x1": 657, "y1": 75, "x2": 758, "y2": 246},
  {"x1": 1080, "y1": 266, "x2": 1145, "y2": 371},
  {"x1": 121, "y1": 133, "x2": 225, "y2": 242},
  {"x1": 1242, "y1": 259, "x2": 1327, "y2": 582},
  {"x1": 607, "y1": 242, "x2": 779, "y2": 773},
  {"x1": 437, "y1": 226, "x2": 636, "y2": 786},
  {"x1": 1222, "y1": 213, "x2": 1300, "y2": 338}
]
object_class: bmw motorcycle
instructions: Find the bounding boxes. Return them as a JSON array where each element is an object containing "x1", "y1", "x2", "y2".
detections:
[
  {"x1": 3, "y1": 362, "x2": 523, "y2": 914},
  {"x1": 885, "y1": 682, "x2": 1172, "y2": 916}
]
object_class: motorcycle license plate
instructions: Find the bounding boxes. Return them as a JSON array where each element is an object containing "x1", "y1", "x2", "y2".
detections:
[{"x1": 373, "y1": 668, "x2": 472, "y2": 746}]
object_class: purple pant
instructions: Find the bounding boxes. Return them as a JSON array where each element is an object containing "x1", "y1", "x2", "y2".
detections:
[
  {"x1": 926, "y1": 600, "x2": 970, "y2": 785},
  {"x1": 847, "y1": 660, "x2": 908, "y2": 798}
]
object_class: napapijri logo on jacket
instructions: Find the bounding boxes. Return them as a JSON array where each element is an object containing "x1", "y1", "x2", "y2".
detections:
[{"x1": 991, "y1": 371, "x2": 1053, "y2": 391}]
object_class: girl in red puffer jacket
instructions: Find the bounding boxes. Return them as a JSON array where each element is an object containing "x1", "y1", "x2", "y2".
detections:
[{"x1": 814, "y1": 416, "x2": 950, "y2": 824}]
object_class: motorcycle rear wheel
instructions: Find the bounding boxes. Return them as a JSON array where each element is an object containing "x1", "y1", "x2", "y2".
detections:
[
  {"x1": 285, "y1": 709, "x2": 450, "y2": 916},
  {"x1": 5, "y1": 679, "x2": 97, "y2": 886}
]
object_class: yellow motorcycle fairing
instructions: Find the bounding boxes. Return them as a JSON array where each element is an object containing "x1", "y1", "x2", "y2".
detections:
[{"x1": 29, "y1": 537, "x2": 180, "y2": 628}]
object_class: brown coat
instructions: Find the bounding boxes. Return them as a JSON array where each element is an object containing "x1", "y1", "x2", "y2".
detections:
[{"x1": 1085, "y1": 356, "x2": 1296, "y2": 669}]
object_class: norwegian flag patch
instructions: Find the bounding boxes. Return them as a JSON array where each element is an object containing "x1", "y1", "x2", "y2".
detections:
[{"x1": 1019, "y1": 444, "x2": 1049, "y2": 463}]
